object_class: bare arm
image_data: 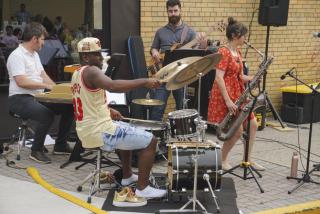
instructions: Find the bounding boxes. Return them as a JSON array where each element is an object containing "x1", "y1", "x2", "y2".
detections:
[
  {"x1": 40, "y1": 70, "x2": 56, "y2": 86},
  {"x1": 14, "y1": 75, "x2": 53, "y2": 90},
  {"x1": 215, "y1": 69, "x2": 237, "y2": 114},
  {"x1": 83, "y1": 66, "x2": 160, "y2": 92}
]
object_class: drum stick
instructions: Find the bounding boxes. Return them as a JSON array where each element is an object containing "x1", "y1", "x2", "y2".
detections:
[{"x1": 122, "y1": 117, "x2": 161, "y2": 124}]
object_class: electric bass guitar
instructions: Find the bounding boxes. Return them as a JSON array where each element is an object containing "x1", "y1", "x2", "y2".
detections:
[{"x1": 147, "y1": 20, "x2": 226, "y2": 76}]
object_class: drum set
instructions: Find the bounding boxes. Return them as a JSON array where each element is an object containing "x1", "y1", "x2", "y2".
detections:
[{"x1": 126, "y1": 53, "x2": 223, "y2": 212}]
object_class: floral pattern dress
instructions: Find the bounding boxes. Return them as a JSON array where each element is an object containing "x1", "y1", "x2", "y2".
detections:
[{"x1": 207, "y1": 46, "x2": 247, "y2": 124}]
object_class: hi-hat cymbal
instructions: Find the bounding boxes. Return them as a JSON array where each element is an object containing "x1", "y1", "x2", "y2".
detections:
[
  {"x1": 154, "y1": 56, "x2": 202, "y2": 82},
  {"x1": 132, "y1": 98, "x2": 164, "y2": 106},
  {"x1": 166, "y1": 53, "x2": 222, "y2": 90}
]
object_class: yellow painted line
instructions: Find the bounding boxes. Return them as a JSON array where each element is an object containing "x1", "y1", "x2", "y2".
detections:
[
  {"x1": 254, "y1": 200, "x2": 320, "y2": 214},
  {"x1": 27, "y1": 167, "x2": 108, "y2": 214}
]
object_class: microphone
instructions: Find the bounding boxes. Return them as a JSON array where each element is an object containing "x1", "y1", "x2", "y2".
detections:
[
  {"x1": 280, "y1": 67, "x2": 295, "y2": 80},
  {"x1": 313, "y1": 32, "x2": 320, "y2": 38}
]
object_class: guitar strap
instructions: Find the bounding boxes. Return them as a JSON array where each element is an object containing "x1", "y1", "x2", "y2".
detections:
[{"x1": 180, "y1": 24, "x2": 189, "y2": 45}]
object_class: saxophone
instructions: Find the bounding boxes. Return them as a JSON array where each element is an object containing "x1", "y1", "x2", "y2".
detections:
[{"x1": 216, "y1": 42, "x2": 274, "y2": 141}]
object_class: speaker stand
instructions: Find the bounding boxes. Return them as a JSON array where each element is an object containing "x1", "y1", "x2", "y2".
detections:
[{"x1": 261, "y1": 25, "x2": 286, "y2": 130}]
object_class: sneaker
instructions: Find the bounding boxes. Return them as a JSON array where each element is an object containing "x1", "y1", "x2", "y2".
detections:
[
  {"x1": 222, "y1": 161, "x2": 232, "y2": 171},
  {"x1": 113, "y1": 187, "x2": 147, "y2": 207},
  {"x1": 135, "y1": 185, "x2": 167, "y2": 199},
  {"x1": 251, "y1": 162, "x2": 266, "y2": 171},
  {"x1": 30, "y1": 151, "x2": 51, "y2": 164},
  {"x1": 53, "y1": 143, "x2": 72, "y2": 155},
  {"x1": 121, "y1": 173, "x2": 138, "y2": 186}
]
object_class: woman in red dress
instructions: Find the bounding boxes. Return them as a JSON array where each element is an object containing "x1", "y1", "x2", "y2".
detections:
[{"x1": 208, "y1": 17, "x2": 265, "y2": 171}]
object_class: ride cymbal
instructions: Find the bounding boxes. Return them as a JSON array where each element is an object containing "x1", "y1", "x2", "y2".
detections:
[
  {"x1": 154, "y1": 56, "x2": 202, "y2": 82},
  {"x1": 166, "y1": 53, "x2": 222, "y2": 90},
  {"x1": 132, "y1": 98, "x2": 164, "y2": 106}
]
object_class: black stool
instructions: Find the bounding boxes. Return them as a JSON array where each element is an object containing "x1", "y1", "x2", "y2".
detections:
[{"x1": 9, "y1": 111, "x2": 34, "y2": 160}]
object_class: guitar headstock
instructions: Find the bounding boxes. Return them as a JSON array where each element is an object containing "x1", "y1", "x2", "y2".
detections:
[{"x1": 207, "y1": 20, "x2": 227, "y2": 34}]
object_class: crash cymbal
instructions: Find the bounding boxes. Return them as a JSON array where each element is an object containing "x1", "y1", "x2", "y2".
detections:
[
  {"x1": 132, "y1": 98, "x2": 164, "y2": 106},
  {"x1": 154, "y1": 56, "x2": 202, "y2": 82},
  {"x1": 166, "y1": 53, "x2": 222, "y2": 90}
]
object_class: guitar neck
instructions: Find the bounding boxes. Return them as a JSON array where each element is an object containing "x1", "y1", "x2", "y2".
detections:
[{"x1": 179, "y1": 38, "x2": 199, "y2": 49}]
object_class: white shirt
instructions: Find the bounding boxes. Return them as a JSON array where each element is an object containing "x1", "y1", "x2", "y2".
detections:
[{"x1": 7, "y1": 44, "x2": 44, "y2": 96}]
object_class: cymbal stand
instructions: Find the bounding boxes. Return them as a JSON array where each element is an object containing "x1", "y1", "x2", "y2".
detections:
[
  {"x1": 179, "y1": 117, "x2": 208, "y2": 212},
  {"x1": 197, "y1": 73, "x2": 204, "y2": 115},
  {"x1": 183, "y1": 85, "x2": 189, "y2": 109}
]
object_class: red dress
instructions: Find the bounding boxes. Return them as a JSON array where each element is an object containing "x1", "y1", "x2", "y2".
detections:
[{"x1": 207, "y1": 46, "x2": 246, "y2": 124}]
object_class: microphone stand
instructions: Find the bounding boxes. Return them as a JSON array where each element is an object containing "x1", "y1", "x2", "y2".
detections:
[{"x1": 284, "y1": 72, "x2": 320, "y2": 194}]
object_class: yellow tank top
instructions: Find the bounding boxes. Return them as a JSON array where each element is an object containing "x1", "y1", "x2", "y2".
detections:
[{"x1": 71, "y1": 66, "x2": 117, "y2": 148}]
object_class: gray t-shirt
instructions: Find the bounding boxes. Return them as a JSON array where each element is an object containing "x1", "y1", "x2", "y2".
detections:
[{"x1": 151, "y1": 22, "x2": 196, "y2": 53}]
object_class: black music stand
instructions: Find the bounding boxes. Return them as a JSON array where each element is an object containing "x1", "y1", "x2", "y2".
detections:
[
  {"x1": 285, "y1": 74, "x2": 320, "y2": 194},
  {"x1": 163, "y1": 49, "x2": 216, "y2": 117}
]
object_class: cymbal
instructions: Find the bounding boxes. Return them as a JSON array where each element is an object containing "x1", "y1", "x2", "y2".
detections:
[
  {"x1": 166, "y1": 53, "x2": 222, "y2": 90},
  {"x1": 132, "y1": 98, "x2": 164, "y2": 106},
  {"x1": 154, "y1": 56, "x2": 202, "y2": 82}
]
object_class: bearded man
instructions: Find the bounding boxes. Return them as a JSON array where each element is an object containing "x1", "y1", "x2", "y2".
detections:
[{"x1": 150, "y1": 0, "x2": 207, "y2": 121}]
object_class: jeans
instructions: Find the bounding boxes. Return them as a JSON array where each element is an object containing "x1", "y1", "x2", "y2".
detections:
[
  {"x1": 150, "y1": 84, "x2": 184, "y2": 121},
  {"x1": 102, "y1": 121, "x2": 153, "y2": 151},
  {"x1": 8, "y1": 94, "x2": 74, "y2": 151}
]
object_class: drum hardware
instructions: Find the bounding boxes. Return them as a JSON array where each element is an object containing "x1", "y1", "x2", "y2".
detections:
[
  {"x1": 203, "y1": 174, "x2": 220, "y2": 213},
  {"x1": 178, "y1": 116, "x2": 218, "y2": 213}
]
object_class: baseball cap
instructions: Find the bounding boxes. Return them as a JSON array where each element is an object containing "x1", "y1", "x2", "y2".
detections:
[{"x1": 77, "y1": 37, "x2": 108, "y2": 53}]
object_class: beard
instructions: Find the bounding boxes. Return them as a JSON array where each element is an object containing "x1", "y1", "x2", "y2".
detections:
[{"x1": 168, "y1": 15, "x2": 181, "y2": 25}]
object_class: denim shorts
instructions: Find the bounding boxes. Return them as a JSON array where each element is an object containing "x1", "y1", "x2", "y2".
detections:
[{"x1": 102, "y1": 121, "x2": 153, "y2": 151}]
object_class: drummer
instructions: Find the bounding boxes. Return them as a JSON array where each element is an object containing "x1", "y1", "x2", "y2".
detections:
[
  {"x1": 7, "y1": 22, "x2": 74, "y2": 164},
  {"x1": 150, "y1": 0, "x2": 208, "y2": 121},
  {"x1": 71, "y1": 37, "x2": 166, "y2": 199}
]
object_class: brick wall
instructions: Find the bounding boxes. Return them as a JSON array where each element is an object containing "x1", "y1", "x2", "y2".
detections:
[{"x1": 141, "y1": 0, "x2": 320, "y2": 115}]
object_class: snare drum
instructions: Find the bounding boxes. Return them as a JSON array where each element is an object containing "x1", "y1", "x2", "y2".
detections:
[
  {"x1": 168, "y1": 109, "x2": 199, "y2": 138},
  {"x1": 125, "y1": 118, "x2": 169, "y2": 144},
  {"x1": 167, "y1": 143, "x2": 222, "y2": 192}
]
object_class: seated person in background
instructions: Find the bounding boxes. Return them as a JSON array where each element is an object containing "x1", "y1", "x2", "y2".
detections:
[
  {"x1": 13, "y1": 27, "x2": 23, "y2": 41},
  {"x1": 2, "y1": 25, "x2": 19, "y2": 49},
  {"x1": 71, "y1": 37, "x2": 166, "y2": 199},
  {"x1": 7, "y1": 22, "x2": 74, "y2": 164}
]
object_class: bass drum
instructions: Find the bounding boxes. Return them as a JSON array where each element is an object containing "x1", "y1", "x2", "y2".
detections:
[{"x1": 167, "y1": 143, "x2": 222, "y2": 192}]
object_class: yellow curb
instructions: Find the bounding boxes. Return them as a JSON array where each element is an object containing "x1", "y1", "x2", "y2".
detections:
[
  {"x1": 253, "y1": 200, "x2": 320, "y2": 214},
  {"x1": 27, "y1": 167, "x2": 108, "y2": 214}
]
